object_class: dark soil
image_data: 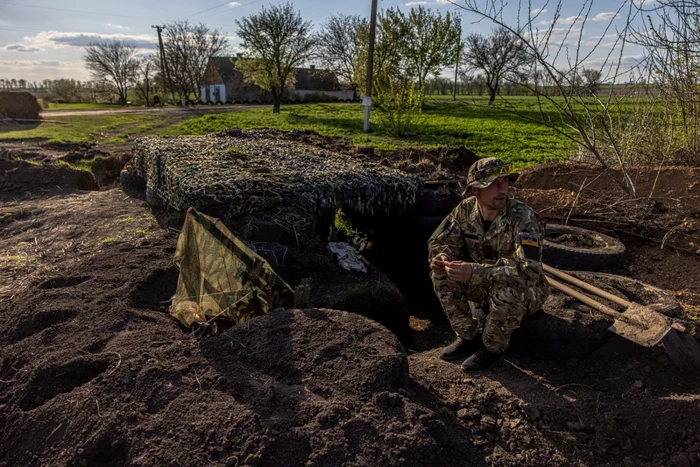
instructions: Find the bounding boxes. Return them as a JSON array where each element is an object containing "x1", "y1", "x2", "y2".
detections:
[{"x1": 1, "y1": 141, "x2": 700, "y2": 467}]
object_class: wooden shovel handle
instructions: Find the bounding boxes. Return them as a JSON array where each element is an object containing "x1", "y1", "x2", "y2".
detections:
[
  {"x1": 543, "y1": 264, "x2": 631, "y2": 308},
  {"x1": 546, "y1": 276, "x2": 647, "y2": 329}
]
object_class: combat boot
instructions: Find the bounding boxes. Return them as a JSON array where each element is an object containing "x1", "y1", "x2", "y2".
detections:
[
  {"x1": 461, "y1": 346, "x2": 505, "y2": 372},
  {"x1": 440, "y1": 335, "x2": 481, "y2": 362}
]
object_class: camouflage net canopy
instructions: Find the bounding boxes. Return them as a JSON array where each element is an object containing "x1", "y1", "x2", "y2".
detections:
[{"x1": 131, "y1": 128, "x2": 423, "y2": 235}]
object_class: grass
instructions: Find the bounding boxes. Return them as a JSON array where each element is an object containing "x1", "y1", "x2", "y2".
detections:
[
  {"x1": 159, "y1": 101, "x2": 578, "y2": 167},
  {"x1": 0, "y1": 97, "x2": 645, "y2": 168},
  {"x1": 0, "y1": 114, "x2": 163, "y2": 144}
]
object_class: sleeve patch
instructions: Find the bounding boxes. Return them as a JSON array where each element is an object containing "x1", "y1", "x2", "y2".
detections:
[
  {"x1": 519, "y1": 233, "x2": 541, "y2": 262},
  {"x1": 520, "y1": 233, "x2": 540, "y2": 248}
]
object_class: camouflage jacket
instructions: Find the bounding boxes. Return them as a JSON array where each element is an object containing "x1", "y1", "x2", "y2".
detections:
[{"x1": 428, "y1": 196, "x2": 546, "y2": 287}]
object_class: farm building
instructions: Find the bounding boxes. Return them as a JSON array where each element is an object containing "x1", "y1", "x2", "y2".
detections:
[{"x1": 199, "y1": 57, "x2": 355, "y2": 104}]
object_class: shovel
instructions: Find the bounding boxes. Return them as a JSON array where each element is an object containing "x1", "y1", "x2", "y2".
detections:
[{"x1": 543, "y1": 264, "x2": 700, "y2": 372}]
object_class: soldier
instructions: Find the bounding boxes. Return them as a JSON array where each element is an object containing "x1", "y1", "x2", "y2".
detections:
[{"x1": 428, "y1": 157, "x2": 548, "y2": 372}]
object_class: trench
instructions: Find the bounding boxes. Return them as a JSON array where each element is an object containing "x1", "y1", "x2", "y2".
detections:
[
  {"x1": 336, "y1": 190, "x2": 619, "y2": 360},
  {"x1": 338, "y1": 189, "x2": 462, "y2": 340}
]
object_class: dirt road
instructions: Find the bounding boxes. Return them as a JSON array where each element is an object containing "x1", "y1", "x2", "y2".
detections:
[{"x1": 42, "y1": 103, "x2": 267, "y2": 117}]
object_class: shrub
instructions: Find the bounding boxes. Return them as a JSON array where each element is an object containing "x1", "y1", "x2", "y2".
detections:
[{"x1": 373, "y1": 72, "x2": 423, "y2": 137}]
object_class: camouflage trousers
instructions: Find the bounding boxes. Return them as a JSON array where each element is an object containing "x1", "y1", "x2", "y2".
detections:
[{"x1": 431, "y1": 271, "x2": 547, "y2": 353}]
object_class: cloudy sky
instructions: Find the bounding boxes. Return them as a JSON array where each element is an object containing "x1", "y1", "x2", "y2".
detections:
[{"x1": 0, "y1": 0, "x2": 655, "y2": 83}]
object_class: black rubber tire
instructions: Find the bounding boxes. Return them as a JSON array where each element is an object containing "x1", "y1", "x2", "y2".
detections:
[
  {"x1": 509, "y1": 270, "x2": 681, "y2": 360},
  {"x1": 120, "y1": 169, "x2": 146, "y2": 190},
  {"x1": 543, "y1": 224, "x2": 625, "y2": 271}
]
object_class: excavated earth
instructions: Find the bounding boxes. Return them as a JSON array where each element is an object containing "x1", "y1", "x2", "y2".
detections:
[{"x1": 1, "y1": 138, "x2": 700, "y2": 467}]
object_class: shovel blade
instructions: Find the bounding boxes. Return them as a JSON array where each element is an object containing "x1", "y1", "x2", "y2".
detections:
[{"x1": 607, "y1": 303, "x2": 672, "y2": 347}]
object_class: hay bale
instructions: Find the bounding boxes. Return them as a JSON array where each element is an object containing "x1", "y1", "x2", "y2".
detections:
[{"x1": 0, "y1": 92, "x2": 41, "y2": 120}]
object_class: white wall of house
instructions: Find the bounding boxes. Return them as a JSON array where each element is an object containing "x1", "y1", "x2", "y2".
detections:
[{"x1": 200, "y1": 84, "x2": 226, "y2": 103}]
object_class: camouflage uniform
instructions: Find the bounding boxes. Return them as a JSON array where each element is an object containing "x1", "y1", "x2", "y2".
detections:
[{"x1": 428, "y1": 196, "x2": 548, "y2": 353}]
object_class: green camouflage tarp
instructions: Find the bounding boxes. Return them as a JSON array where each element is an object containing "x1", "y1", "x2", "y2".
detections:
[{"x1": 170, "y1": 208, "x2": 294, "y2": 328}]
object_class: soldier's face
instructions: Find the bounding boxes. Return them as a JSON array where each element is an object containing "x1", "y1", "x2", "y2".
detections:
[{"x1": 475, "y1": 177, "x2": 509, "y2": 210}]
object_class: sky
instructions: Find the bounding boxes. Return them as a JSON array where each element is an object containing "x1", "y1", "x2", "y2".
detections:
[{"x1": 0, "y1": 0, "x2": 658, "y2": 83}]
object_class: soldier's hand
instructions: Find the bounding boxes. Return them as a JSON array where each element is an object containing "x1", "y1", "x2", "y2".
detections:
[
  {"x1": 430, "y1": 254, "x2": 450, "y2": 275},
  {"x1": 444, "y1": 260, "x2": 473, "y2": 282}
]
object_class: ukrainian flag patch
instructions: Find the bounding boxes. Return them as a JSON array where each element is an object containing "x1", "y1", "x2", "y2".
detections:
[{"x1": 520, "y1": 233, "x2": 540, "y2": 247}]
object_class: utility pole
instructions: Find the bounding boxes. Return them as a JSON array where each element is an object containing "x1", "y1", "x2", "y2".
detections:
[
  {"x1": 152, "y1": 25, "x2": 175, "y2": 105},
  {"x1": 363, "y1": 0, "x2": 379, "y2": 132}
]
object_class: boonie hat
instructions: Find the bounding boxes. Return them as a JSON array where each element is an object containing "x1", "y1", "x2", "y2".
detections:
[{"x1": 466, "y1": 157, "x2": 519, "y2": 188}]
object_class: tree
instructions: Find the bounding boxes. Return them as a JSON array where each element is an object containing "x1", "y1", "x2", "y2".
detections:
[
  {"x1": 83, "y1": 39, "x2": 139, "y2": 102},
  {"x1": 236, "y1": 3, "x2": 320, "y2": 113},
  {"x1": 318, "y1": 14, "x2": 368, "y2": 99},
  {"x1": 455, "y1": 0, "x2": 638, "y2": 195},
  {"x1": 51, "y1": 79, "x2": 79, "y2": 103},
  {"x1": 162, "y1": 21, "x2": 228, "y2": 103},
  {"x1": 581, "y1": 68, "x2": 603, "y2": 95},
  {"x1": 630, "y1": 0, "x2": 700, "y2": 159},
  {"x1": 462, "y1": 26, "x2": 530, "y2": 105},
  {"x1": 134, "y1": 56, "x2": 157, "y2": 106},
  {"x1": 395, "y1": 6, "x2": 461, "y2": 103}
]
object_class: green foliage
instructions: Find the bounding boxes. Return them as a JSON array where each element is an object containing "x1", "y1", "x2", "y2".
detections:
[
  {"x1": 373, "y1": 71, "x2": 424, "y2": 136},
  {"x1": 334, "y1": 210, "x2": 353, "y2": 237},
  {"x1": 235, "y1": 3, "x2": 319, "y2": 111}
]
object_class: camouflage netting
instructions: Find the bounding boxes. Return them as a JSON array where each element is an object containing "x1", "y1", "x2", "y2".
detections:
[
  {"x1": 0, "y1": 92, "x2": 41, "y2": 120},
  {"x1": 130, "y1": 128, "x2": 423, "y2": 235}
]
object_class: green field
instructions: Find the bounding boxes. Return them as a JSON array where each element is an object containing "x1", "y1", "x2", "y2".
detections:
[
  {"x1": 0, "y1": 113, "x2": 164, "y2": 144},
  {"x1": 0, "y1": 98, "x2": 608, "y2": 167}
]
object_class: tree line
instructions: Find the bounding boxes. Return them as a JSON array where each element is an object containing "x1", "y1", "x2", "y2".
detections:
[{"x1": 71, "y1": 2, "x2": 606, "y2": 111}]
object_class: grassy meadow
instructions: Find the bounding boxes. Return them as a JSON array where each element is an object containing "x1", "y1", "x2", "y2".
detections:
[{"x1": 0, "y1": 96, "x2": 632, "y2": 167}]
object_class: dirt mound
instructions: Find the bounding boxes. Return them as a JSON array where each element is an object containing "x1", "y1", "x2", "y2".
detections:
[
  {"x1": 0, "y1": 91, "x2": 41, "y2": 120},
  {"x1": 0, "y1": 306, "x2": 478, "y2": 466},
  {"x1": 2, "y1": 141, "x2": 700, "y2": 467}
]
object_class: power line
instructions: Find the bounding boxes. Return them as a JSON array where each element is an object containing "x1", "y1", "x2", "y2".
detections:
[
  {"x1": 0, "y1": 1, "x2": 161, "y2": 22},
  {"x1": 189, "y1": 0, "x2": 265, "y2": 19}
]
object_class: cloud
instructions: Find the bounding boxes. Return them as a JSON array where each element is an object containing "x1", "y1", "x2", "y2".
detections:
[
  {"x1": 24, "y1": 31, "x2": 158, "y2": 50},
  {"x1": 107, "y1": 23, "x2": 130, "y2": 30},
  {"x1": 592, "y1": 12, "x2": 620, "y2": 21},
  {"x1": 531, "y1": 8, "x2": 548, "y2": 15},
  {"x1": 584, "y1": 54, "x2": 645, "y2": 69},
  {"x1": 226, "y1": 1, "x2": 241, "y2": 5},
  {"x1": 403, "y1": 0, "x2": 451, "y2": 5},
  {"x1": 0, "y1": 60, "x2": 89, "y2": 81},
  {"x1": 5, "y1": 44, "x2": 41, "y2": 53},
  {"x1": 556, "y1": 16, "x2": 583, "y2": 25},
  {"x1": 0, "y1": 60, "x2": 64, "y2": 67}
]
